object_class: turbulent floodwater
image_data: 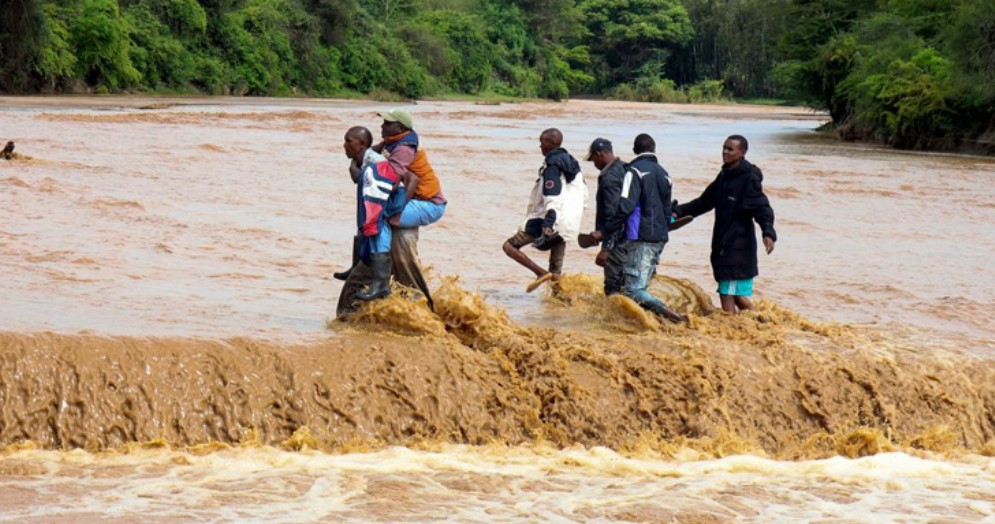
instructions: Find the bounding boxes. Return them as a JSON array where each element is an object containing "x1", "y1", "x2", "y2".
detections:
[{"x1": 0, "y1": 96, "x2": 993, "y2": 522}]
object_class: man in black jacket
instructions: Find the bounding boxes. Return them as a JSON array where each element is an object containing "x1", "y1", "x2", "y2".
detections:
[
  {"x1": 582, "y1": 138, "x2": 628, "y2": 295},
  {"x1": 598, "y1": 134, "x2": 685, "y2": 323},
  {"x1": 674, "y1": 135, "x2": 777, "y2": 313}
]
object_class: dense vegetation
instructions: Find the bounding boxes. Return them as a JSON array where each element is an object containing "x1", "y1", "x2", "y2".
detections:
[{"x1": 2, "y1": 0, "x2": 993, "y2": 150}]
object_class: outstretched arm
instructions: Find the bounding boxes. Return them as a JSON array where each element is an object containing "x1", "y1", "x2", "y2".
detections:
[{"x1": 674, "y1": 177, "x2": 718, "y2": 218}]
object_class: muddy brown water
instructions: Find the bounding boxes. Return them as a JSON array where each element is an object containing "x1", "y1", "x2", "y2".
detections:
[{"x1": 0, "y1": 97, "x2": 992, "y2": 522}]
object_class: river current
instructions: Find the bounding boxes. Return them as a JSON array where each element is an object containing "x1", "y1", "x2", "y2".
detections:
[{"x1": 0, "y1": 97, "x2": 992, "y2": 522}]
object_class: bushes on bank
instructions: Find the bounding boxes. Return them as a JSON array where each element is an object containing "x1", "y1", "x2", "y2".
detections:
[{"x1": 608, "y1": 78, "x2": 726, "y2": 103}]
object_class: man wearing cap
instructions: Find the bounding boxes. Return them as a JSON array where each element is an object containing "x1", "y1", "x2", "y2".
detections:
[
  {"x1": 333, "y1": 111, "x2": 441, "y2": 303},
  {"x1": 502, "y1": 128, "x2": 586, "y2": 292},
  {"x1": 374, "y1": 109, "x2": 443, "y2": 308},
  {"x1": 581, "y1": 138, "x2": 629, "y2": 296},
  {"x1": 375, "y1": 108, "x2": 447, "y2": 228}
]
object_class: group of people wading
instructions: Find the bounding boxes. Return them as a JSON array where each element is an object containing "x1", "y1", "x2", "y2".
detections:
[{"x1": 335, "y1": 109, "x2": 777, "y2": 322}]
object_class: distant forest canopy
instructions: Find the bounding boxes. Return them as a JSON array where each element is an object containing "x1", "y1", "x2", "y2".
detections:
[{"x1": 1, "y1": 0, "x2": 993, "y2": 151}]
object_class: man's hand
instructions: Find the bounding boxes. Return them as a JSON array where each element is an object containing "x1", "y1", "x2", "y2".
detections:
[
  {"x1": 543, "y1": 226, "x2": 555, "y2": 237},
  {"x1": 389, "y1": 214, "x2": 401, "y2": 227},
  {"x1": 595, "y1": 250, "x2": 609, "y2": 267},
  {"x1": 349, "y1": 160, "x2": 361, "y2": 182},
  {"x1": 591, "y1": 230, "x2": 604, "y2": 242},
  {"x1": 763, "y1": 236, "x2": 775, "y2": 254}
]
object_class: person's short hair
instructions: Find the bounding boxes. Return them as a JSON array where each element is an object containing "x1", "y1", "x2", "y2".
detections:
[
  {"x1": 633, "y1": 133, "x2": 655, "y2": 154},
  {"x1": 348, "y1": 126, "x2": 373, "y2": 147},
  {"x1": 541, "y1": 128, "x2": 563, "y2": 144},
  {"x1": 585, "y1": 137, "x2": 612, "y2": 161},
  {"x1": 727, "y1": 134, "x2": 749, "y2": 153}
]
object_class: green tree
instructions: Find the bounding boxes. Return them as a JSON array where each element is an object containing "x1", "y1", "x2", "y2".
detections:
[
  {"x1": 72, "y1": 0, "x2": 140, "y2": 89},
  {"x1": 0, "y1": 0, "x2": 45, "y2": 91},
  {"x1": 403, "y1": 11, "x2": 493, "y2": 93},
  {"x1": 581, "y1": 0, "x2": 692, "y2": 86},
  {"x1": 677, "y1": 0, "x2": 790, "y2": 97}
]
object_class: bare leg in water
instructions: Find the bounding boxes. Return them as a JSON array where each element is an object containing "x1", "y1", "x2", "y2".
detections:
[
  {"x1": 502, "y1": 241, "x2": 549, "y2": 279},
  {"x1": 720, "y1": 294, "x2": 754, "y2": 313}
]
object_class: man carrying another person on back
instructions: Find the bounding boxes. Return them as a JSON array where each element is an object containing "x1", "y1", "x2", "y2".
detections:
[
  {"x1": 333, "y1": 109, "x2": 442, "y2": 313},
  {"x1": 336, "y1": 126, "x2": 400, "y2": 317}
]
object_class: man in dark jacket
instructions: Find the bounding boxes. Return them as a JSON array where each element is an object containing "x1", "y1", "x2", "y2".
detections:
[
  {"x1": 599, "y1": 134, "x2": 685, "y2": 323},
  {"x1": 582, "y1": 137, "x2": 628, "y2": 295},
  {"x1": 503, "y1": 128, "x2": 582, "y2": 292},
  {"x1": 674, "y1": 135, "x2": 776, "y2": 313}
]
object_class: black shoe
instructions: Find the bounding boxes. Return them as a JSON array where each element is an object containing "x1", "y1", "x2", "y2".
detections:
[
  {"x1": 355, "y1": 252, "x2": 392, "y2": 301},
  {"x1": 333, "y1": 266, "x2": 353, "y2": 281}
]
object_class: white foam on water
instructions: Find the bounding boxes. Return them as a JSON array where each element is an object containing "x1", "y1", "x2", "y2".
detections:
[{"x1": 1, "y1": 445, "x2": 992, "y2": 523}]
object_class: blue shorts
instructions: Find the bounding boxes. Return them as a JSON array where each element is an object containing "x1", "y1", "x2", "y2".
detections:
[{"x1": 717, "y1": 278, "x2": 753, "y2": 297}]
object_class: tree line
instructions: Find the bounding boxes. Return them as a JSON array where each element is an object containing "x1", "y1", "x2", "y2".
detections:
[{"x1": 1, "y1": 0, "x2": 993, "y2": 151}]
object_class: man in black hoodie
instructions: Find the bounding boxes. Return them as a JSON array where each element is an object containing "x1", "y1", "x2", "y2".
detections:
[
  {"x1": 674, "y1": 135, "x2": 777, "y2": 313},
  {"x1": 503, "y1": 128, "x2": 582, "y2": 292},
  {"x1": 599, "y1": 134, "x2": 685, "y2": 323}
]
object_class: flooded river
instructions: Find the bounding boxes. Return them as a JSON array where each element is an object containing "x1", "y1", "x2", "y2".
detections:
[{"x1": 0, "y1": 96, "x2": 992, "y2": 522}]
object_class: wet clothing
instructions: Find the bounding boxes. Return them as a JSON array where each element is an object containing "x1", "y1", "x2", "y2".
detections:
[
  {"x1": 594, "y1": 158, "x2": 628, "y2": 295},
  {"x1": 718, "y1": 278, "x2": 754, "y2": 297},
  {"x1": 378, "y1": 131, "x2": 439, "y2": 309},
  {"x1": 521, "y1": 147, "x2": 586, "y2": 241},
  {"x1": 338, "y1": 149, "x2": 434, "y2": 318},
  {"x1": 506, "y1": 229, "x2": 565, "y2": 274},
  {"x1": 623, "y1": 241, "x2": 668, "y2": 309},
  {"x1": 675, "y1": 159, "x2": 776, "y2": 282},
  {"x1": 356, "y1": 149, "x2": 402, "y2": 263},
  {"x1": 389, "y1": 227, "x2": 434, "y2": 310},
  {"x1": 603, "y1": 240, "x2": 628, "y2": 296},
  {"x1": 604, "y1": 152, "x2": 676, "y2": 312},
  {"x1": 594, "y1": 158, "x2": 627, "y2": 242},
  {"x1": 602, "y1": 153, "x2": 672, "y2": 243},
  {"x1": 337, "y1": 228, "x2": 434, "y2": 317}
]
